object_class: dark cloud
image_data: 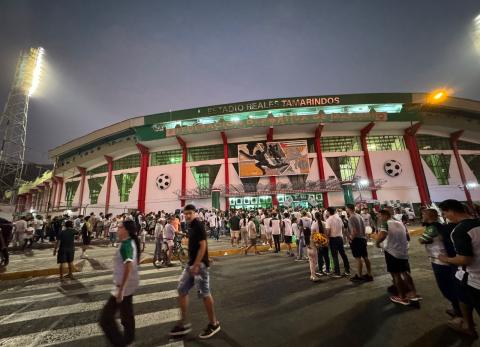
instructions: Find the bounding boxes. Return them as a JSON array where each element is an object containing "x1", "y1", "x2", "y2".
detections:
[{"x1": 0, "y1": 0, "x2": 479, "y2": 164}]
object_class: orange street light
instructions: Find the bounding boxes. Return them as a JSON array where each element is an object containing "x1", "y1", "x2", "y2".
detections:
[{"x1": 428, "y1": 89, "x2": 449, "y2": 104}]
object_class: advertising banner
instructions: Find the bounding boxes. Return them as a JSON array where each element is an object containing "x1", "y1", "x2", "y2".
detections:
[{"x1": 238, "y1": 140, "x2": 310, "y2": 177}]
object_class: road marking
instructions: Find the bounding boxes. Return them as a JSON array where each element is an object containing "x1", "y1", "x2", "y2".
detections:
[
  {"x1": 1, "y1": 266, "x2": 179, "y2": 294},
  {"x1": 0, "y1": 308, "x2": 180, "y2": 347},
  {"x1": 0, "y1": 289, "x2": 178, "y2": 324},
  {"x1": 0, "y1": 275, "x2": 179, "y2": 307}
]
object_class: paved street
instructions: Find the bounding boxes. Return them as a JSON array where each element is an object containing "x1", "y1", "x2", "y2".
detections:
[{"x1": 0, "y1": 237, "x2": 479, "y2": 347}]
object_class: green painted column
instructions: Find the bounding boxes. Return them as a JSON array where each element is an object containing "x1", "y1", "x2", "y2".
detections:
[
  {"x1": 211, "y1": 189, "x2": 220, "y2": 210},
  {"x1": 342, "y1": 184, "x2": 354, "y2": 205}
]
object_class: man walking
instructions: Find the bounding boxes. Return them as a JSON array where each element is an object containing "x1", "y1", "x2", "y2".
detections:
[
  {"x1": 346, "y1": 204, "x2": 373, "y2": 282},
  {"x1": 325, "y1": 207, "x2": 350, "y2": 278},
  {"x1": 169, "y1": 204, "x2": 220, "y2": 339},
  {"x1": 53, "y1": 220, "x2": 77, "y2": 280},
  {"x1": 229, "y1": 212, "x2": 240, "y2": 247}
]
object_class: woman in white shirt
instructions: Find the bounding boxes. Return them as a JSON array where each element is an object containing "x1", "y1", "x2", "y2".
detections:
[
  {"x1": 244, "y1": 216, "x2": 260, "y2": 255},
  {"x1": 283, "y1": 213, "x2": 294, "y2": 257}
]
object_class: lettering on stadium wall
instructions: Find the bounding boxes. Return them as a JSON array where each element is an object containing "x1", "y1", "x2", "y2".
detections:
[{"x1": 206, "y1": 96, "x2": 340, "y2": 116}]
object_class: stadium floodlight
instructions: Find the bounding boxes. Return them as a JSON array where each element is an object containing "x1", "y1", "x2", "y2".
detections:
[
  {"x1": 358, "y1": 179, "x2": 369, "y2": 187},
  {"x1": 466, "y1": 182, "x2": 479, "y2": 190},
  {"x1": 428, "y1": 89, "x2": 449, "y2": 104},
  {"x1": 474, "y1": 14, "x2": 480, "y2": 55},
  {"x1": 28, "y1": 47, "x2": 45, "y2": 97}
]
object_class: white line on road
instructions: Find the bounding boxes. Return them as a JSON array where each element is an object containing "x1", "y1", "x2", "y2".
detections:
[
  {"x1": 0, "y1": 308, "x2": 181, "y2": 347},
  {"x1": 1, "y1": 266, "x2": 179, "y2": 294},
  {"x1": 0, "y1": 275, "x2": 179, "y2": 307},
  {"x1": 0, "y1": 289, "x2": 178, "y2": 324}
]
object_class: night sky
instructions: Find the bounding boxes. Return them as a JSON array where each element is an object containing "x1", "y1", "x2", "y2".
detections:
[{"x1": 1, "y1": 0, "x2": 479, "y2": 164}]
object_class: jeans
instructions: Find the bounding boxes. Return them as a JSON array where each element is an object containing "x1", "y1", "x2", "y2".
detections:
[
  {"x1": 23, "y1": 238, "x2": 33, "y2": 250},
  {"x1": 296, "y1": 236, "x2": 305, "y2": 259},
  {"x1": 109, "y1": 232, "x2": 117, "y2": 245},
  {"x1": 34, "y1": 229, "x2": 44, "y2": 242},
  {"x1": 432, "y1": 263, "x2": 461, "y2": 315},
  {"x1": 211, "y1": 227, "x2": 219, "y2": 240},
  {"x1": 318, "y1": 246, "x2": 330, "y2": 273},
  {"x1": 273, "y1": 234, "x2": 281, "y2": 252},
  {"x1": 329, "y1": 236, "x2": 350, "y2": 274},
  {"x1": 100, "y1": 294, "x2": 135, "y2": 347}
]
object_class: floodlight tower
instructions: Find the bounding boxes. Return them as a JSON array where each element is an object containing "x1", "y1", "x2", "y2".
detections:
[{"x1": 0, "y1": 47, "x2": 45, "y2": 203}]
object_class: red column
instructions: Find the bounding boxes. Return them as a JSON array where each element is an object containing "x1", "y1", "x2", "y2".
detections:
[
  {"x1": 221, "y1": 132, "x2": 230, "y2": 210},
  {"x1": 266, "y1": 127, "x2": 279, "y2": 207},
  {"x1": 404, "y1": 124, "x2": 431, "y2": 206},
  {"x1": 50, "y1": 179, "x2": 57, "y2": 211},
  {"x1": 450, "y1": 130, "x2": 473, "y2": 210},
  {"x1": 16, "y1": 194, "x2": 24, "y2": 213},
  {"x1": 77, "y1": 167, "x2": 87, "y2": 211},
  {"x1": 104, "y1": 156, "x2": 114, "y2": 214},
  {"x1": 314, "y1": 125, "x2": 329, "y2": 208},
  {"x1": 56, "y1": 177, "x2": 64, "y2": 209},
  {"x1": 136, "y1": 144, "x2": 150, "y2": 213},
  {"x1": 176, "y1": 137, "x2": 187, "y2": 207},
  {"x1": 25, "y1": 192, "x2": 32, "y2": 212},
  {"x1": 360, "y1": 122, "x2": 378, "y2": 201},
  {"x1": 37, "y1": 186, "x2": 45, "y2": 212},
  {"x1": 43, "y1": 182, "x2": 50, "y2": 212}
]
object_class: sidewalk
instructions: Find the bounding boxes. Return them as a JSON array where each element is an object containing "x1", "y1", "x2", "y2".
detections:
[{"x1": 0, "y1": 226, "x2": 423, "y2": 280}]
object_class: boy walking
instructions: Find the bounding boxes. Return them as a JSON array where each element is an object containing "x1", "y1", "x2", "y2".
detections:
[{"x1": 169, "y1": 204, "x2": 221, "y2": 339}]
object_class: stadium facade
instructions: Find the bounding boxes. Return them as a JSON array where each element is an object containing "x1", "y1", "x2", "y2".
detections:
[{"x1": 15, "y1": 93, "x2": 480, "y2": 215}]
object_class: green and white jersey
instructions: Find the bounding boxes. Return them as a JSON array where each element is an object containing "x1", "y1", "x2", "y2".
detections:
[{"x1": 113, "y1": 238, "x2": 139, "y2": 296}]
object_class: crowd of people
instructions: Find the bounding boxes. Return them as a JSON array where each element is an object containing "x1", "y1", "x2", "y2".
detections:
[{"x1": 1, "y1": 198, "x2": 480, "y2": 343}]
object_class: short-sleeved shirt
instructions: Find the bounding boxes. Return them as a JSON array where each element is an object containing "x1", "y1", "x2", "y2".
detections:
[
  {"x1": 113, "y1": 238, "x2": 139, "y2": 296},
  {"x1": 348, "y1": 213, "x2": 366, "y2": 239},
  {"x1": 283, "y1": 219, "x2": 293, "y2": 236},
  {"x1": 187, "y1": 218, "x2": 209, "y2": 267},
  {"x1": 270, "y1": 218, "x2": 281, "y2": 235},
  {"x1": 420, "y1": 222, "x2": 448, "y2": 265},
  {"x1": 163, "y1": 223, "x2": 176, "y2": 240},
  {"x1": 451, "y1": 219, "x2": 480, "y2": 289},
  {"x1": 263, "y1": 217, "x2": 272, "y2": 233},
  {"x1": 326, "y1": 215, "x2": 343, "y2": 238},
  {"x1": 58, "y1": 228, "x2": 77, "y2": 250},
  {"x1": 380, "y1": 219, "x2": 408, "y2": 259},
  {"x1": 229, "y1": 215, "x2": 240, "y2": 231}
]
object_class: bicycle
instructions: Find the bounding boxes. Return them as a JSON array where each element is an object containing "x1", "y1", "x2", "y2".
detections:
[{"x1": 153, "y1": 235, "x2": 189, "y2": 268}]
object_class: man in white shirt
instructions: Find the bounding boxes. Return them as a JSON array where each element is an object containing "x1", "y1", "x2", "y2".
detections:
[
  {"x1": 325, "y1": 207, "x2": 350, "y2": 278},
  {"x1": 13, "y1": 217, "x2": 27, "y2": 247},
  {"x1": 263, "y1": 214, "x2": 273, "y2": 249},
  {"x1": 208, "y1": 213, "x2": 219, "y2": 241},
  {"x1": 270, "y1": 213, "x2": 281, "y2": 253}
]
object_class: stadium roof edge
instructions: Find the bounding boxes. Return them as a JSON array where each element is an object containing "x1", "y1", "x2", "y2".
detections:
[{"x1": 48, "y1": 93, "x2": 480, "y2": 160}]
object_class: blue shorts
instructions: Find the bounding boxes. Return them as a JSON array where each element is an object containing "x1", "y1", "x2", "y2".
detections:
[{"x1": 177, "y1": 263, "x2": 210, "y2": 298}]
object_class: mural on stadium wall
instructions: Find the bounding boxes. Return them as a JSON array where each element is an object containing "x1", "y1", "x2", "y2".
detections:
[{"x1": 237, "y1": 140, "x2": 310, "y2": 177}]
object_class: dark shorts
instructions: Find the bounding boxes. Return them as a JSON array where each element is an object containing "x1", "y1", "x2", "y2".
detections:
[
  {"x1": 284, "y1": 235, "x2": 292, "y2": 244},
  {"x1": 351, "y1": 238, "x2": 368, "y2": 258},
  {"x1": 456, "y1": 278, "x2": 480, "y2": 313},
  {"x1": 82, "y1": 234, "x2": 91, "y2": 245},
  {"x1": 384, "y1": 251, "x2": 410, "y2": 274},
  {"x1": 57, "y1": 248, "x2": 74, "y2": 264},
  {"x1": 249, "y1": 238, "x2": 257, "y2": 246}
]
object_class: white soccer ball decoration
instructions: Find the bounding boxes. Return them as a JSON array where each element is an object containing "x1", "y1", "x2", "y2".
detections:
[
  {"x1": 156, "y1": 173, "x2": 171, "y2": 190},
  {"x1": 384, "y1": 160, "x2": 402, "y2": 177}
]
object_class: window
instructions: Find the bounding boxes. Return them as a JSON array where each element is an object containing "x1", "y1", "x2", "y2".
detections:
[
  {"x1": 150, "y1": 149, "x2": 183, "y2": 166},
  {"x1": 88, "y1": 177, "x2": 106, "y2": 204},
  {"x1": 187, "y1": 145, "x2": 224, "y2": 162},
  {"x1": 190, "y1": 165, "x2": 221, "y2": 189},
  {"x1": 458, "y1": 140, "x2": 480, "y2": 151},
  {"x1": 321, "y1": 137, "x2": 360, "y2": 152},
  {"x1": 307, "y1": 138, "x2": 316, "y2": 153},
  {"x1": 64, "y1": 180, "x2": 80, "y2": 208},
  {"x1": 113, "y1": 154, "x2": 140, "y2": 171},
  {"x1": 416, "y1": 135, "x2": 451, "y2": 150},
  {"x1": 326, "y1": 157, "x2": 360, "y2": 181},
  {"x1": 422, "y1": 154, "x2": 451, "y2": 185},
  {"x1": 228, "y1": 144, "x2": 237, "y2": 158},
  {"x1": 114, "y1": 173, "x2": 138, "y2": 202},
  {"x1": 87, "y1": 164, "x2": 108, "y2": 175},
  {"x1": 367, "y1": 136, "x2": 406, "y2": 151},
  {"x1": 462, "y1": 155, "x2": 480, "y2": 183}
]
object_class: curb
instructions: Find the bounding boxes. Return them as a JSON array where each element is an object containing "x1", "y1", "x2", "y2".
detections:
[{"x1": 1, "y1": 231, "x2": 423, "y2": 280}]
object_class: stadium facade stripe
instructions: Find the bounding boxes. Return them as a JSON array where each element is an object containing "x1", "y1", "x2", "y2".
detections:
[
  {"x1": 55, "y1": 177, "x2": 63, "y2": 209},
  {"x1": 450, "y1": 130, "x2": 473, "y2": 210},
  {"x1": 360, "y1": 122, "x2": 378, "y2": 201},
  {"x1": 136, "y1": 143, "x2": 150, "y2": 213},
  {"x1": 221, "y1": 131, "x2": 230, "y2": 209},
  {"x1": 314, "y1": 124, "x2": 329, "y2": 208},
  {"x1": 104, "y1": 155, "x2": 113, "y2": 214}
]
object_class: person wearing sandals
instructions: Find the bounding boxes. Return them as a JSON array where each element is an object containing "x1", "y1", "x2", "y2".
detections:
[
  {"x1": 376, "y1": 209, "x2": 421, "y2": 306},
  {"x1": 438, "y1": 199, "x2": 480, "y2": 338}
]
